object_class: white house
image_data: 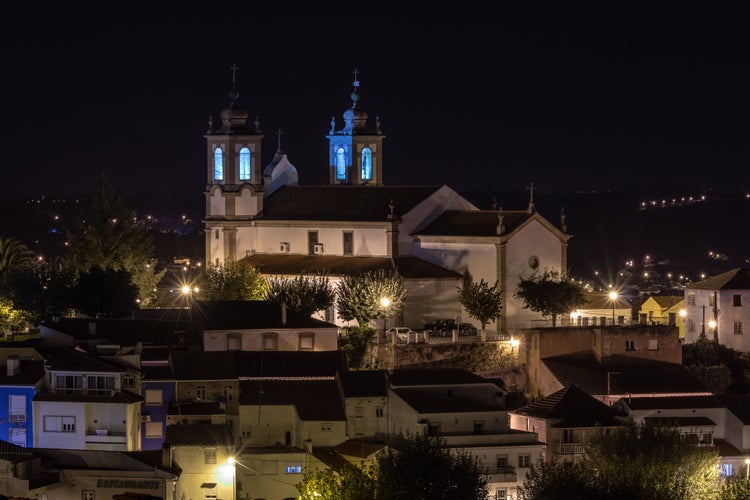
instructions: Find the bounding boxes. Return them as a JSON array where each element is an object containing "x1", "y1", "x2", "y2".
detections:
[{"x1": 683, "y1": 268, "x2": 750, "y2": 351}]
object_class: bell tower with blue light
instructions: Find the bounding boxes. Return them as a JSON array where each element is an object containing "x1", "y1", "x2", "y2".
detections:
[
  {"x1": 204, "y1": 64, "x2": 265, "y2": 265},
  {"x1": 327, "y1": 69, "x2": 385, "y2": 186}
]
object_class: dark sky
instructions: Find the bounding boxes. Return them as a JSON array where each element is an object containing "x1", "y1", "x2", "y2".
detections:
[{"x1": 3, "y1": 5, "x2": 749, "y2": 199}]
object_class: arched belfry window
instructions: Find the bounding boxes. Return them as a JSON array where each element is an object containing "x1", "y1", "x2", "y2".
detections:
[
  {"x1": 336, "y1": 147, "x2": 347, "y2": 180},
  {"x1": 214, "y1": 147, "x2": 224, "y2": 181},
  {"x1": 239, "y1": 147, "x2": 251, "y2": 181},
  {"x1": 361, "y1": 147, "x2": 373, "y2": 180}
]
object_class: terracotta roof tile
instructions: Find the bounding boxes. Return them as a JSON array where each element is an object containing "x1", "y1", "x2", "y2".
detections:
[
  {"x1": 415, "y1": 210, "x2": 532, "y2": 237},
  {"x1": 687, "y1": 268, "x2": 750, "y2": 290}
]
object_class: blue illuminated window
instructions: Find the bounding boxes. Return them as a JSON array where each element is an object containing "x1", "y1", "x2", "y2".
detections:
[
  {"x1": 336, "y1": 147, "x2": 346, "y2": 180},
  {"x1": 361, "y1": 147, "x2": 372, "y2": 180},
  {"x1": 239, "y1": 147, "x2": 251, "y2": 180},
  {"x1": 214, "y1": 148, "x2": 224, "y2": 181},
  {"x1": 285, "y1": 466, "x2": 302, "y2": 474}
]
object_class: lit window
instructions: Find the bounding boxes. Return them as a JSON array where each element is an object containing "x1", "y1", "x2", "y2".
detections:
[
  {"x1": 687, "y1": 319, "x2": 695, "y2": 333},
  {"x1": 336, "y1": 147, "x2": 346, "y2": 180},
  {"x1": 239, "y1": 147, "x2": 251, "y2": 180},
  {"x1": 376, "y1": 407, "x2": 384, "y2": 417},
  {"x1": 145, "y1": 389, "x2": 163, "y2": 406},
  {"x1": 496, "y1": 489, "x2": 507, "y2": 500},
  {"x1": 214, "y1": 147, "x2": 224, "y2": 181},
  {"x1": 361, "y1": 147, "x2": 372, "y2": 180}
]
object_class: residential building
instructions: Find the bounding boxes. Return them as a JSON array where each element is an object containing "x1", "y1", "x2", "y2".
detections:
[
  {"x1": 683, "y1": 268, "x2": 750, "y2": 351},
  {"x1": 0, "y1": 349, "x2": 45, "y2": 447},
  {"x1": 340, "y1": 369, "x2": 389, "y2": 442},
  {"x1": 638, "y1": 295, "x2": 685, "y2": 338}
]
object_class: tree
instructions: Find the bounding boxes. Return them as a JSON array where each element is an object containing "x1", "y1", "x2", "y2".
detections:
[
  {"x1": 72, "y1": 266, "x2": 138, "y2": 318},
  {"x1": 514, "y1": 269, "x2": 586, "y2": 327},
  {"x1": 295, "y1": 432, "x2": 488, "y2": 500},
  {"x1": 199, "y1": 261, "x2": 268, "y2": 300},
  {"x1": 519, "y1": 421, "x2": 721, "y2": 500},
  {"x1": 457, "y1": 270, "x2": 502, "y2": 330},
  {"x1": 0, "y1": 298, "x2": 32, "y2": 339},
  {"x1": 297, "y1": 463, "x2": 377, "y2": 500},
  {"x1": 266, "y1": 272, "x2": 335, "y2": 317},
  {"x1": 6, "y1": 261, "x2": 75, "y2": 323},
  {"x1": 335, "y1": 269, "x2": 407, "y2": 326},
  {"x1": 65, "y1": 175, "x2": 165, "y2": 306},
  {"x1": 0, "y1": 236, "x2": 34, "y2": 280}
]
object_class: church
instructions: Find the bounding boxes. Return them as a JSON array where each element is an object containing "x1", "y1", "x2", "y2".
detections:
[{"x1": 202, "y1": 70, "x2": 571, "y2": 334}]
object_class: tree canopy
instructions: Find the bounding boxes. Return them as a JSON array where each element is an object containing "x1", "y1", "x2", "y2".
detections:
[
  {"x1": 457, "y1": 270, "x2": 502, "y2": 329},
  {"x1": 296, "y1": 432, "x2": 488, "y2": 500},
  {"x1": 72, "y1": 266, "x2": 139, "y2": 318},
  {"x1": 0, "y1": 236, "x2": 34, "y2": 280},
  {"x1": 519, "y1": 421, "x2": 721, "y2": 500},
  {"x1": 514, "y1": 269, "x2": 587, "y2": 326},
  {"x1": 198, "y1": 261, "x2": 268, "y2": 300},
  {"x1": 266, "y1": 272, "x2": 335, "y2": 317},
  {"x1": 335, "y1": 269, "x2": 407, "y2": 326}
]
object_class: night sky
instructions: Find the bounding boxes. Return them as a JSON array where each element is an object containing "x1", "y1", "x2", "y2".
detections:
[{"x1": 3, "y1": 5, "x2": 749, "y2": 199}]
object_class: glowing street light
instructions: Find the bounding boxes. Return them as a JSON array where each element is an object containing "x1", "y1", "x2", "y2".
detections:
[
  {"x1": 608, "y1": 291, "x2": 618, "y2": 326},
  {"x1": 227, "y1": 457, "x2": 236, "y2": 500},
  {"x1": 745, "y1": 457, "x2": 750, "y2": 479},
  {"x1": 380, "y1": 297, "x2": 391, "y2": 344}
]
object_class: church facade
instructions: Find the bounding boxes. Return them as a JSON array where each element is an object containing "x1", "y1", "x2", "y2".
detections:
[{"x1": 203, "y1": 72, "x2": 571, "y2": 334}]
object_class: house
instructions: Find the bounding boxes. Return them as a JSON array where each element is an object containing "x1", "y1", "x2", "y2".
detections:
[
  {"x1": 193, "y1": 300, "x2": 340, "y2": 352},
  {"x1": 570, "y1": 291, "x2": 633, "y2": 327},
  {"x1": 339, "y1": 369, "x2": 389, "y2": 442},
  {"x1": 203, "y1": 73, "x2": 571, "y2": 335},
  {"x1": 33, "y1": 349, "x2": 143, "y2": 451},
  {"x1": 0, "y1": 348, "x2": 45, "y2": 447},
  {"x1": 638, "y1": 295, "x2": 685, "y2": 338},
  {"x1": 683, "y1": 268, "x2": 750, "y2": 351},
  {"x1": 387, "y1": 368, "x2": 543, "y2": 500},
  {"x1": 509, "y1": 384, "x2": 625, "y2": 462}
]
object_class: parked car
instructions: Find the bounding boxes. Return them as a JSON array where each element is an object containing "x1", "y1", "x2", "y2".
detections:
[
  {"x1": 387, "y1": 327, "x2": 413, "y2": 343},
  {"x1": 423, "y1": 319, "x2": 477, "y2": 337}
]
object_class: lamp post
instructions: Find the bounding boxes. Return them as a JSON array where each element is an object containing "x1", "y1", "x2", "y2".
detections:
[
  {"x1": 380, "y1": 297, "x2": 391, "y2": 344},
  {"x1": 745, "y1": 457, "x2": 750, "y2": 479},
  {"x1": 228, "y1": 457, "x2": 236, "y2": 500},
  {"x1": 608, "y1": 291, "x2": 618, "y2": 326}
]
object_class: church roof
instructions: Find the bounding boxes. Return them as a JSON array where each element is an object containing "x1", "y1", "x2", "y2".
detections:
[
  {"x1": 190, "y1": 300, "x2": 336, "y2": 330},
  {"x1": 415, "y1": 210, "x2": 533, "y2": 237},
  {"x1": 240, "y1": 254, "x2": 461, "y2": 279},
  {"x1": 258, "y1": 185, "x2": 442, "y2": 221},
  {"x1": 687, "y1": 268, "x2": 750, "y2": 290}
]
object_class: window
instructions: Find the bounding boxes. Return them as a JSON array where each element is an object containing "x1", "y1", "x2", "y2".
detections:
[
  {"x1": 196, "y1": 385, "x2": 206, "y2": 400},
  {"x1": 709, "y1": 294, "x2": 716, "y2": 307},
  {"x1": 9, "y1": 394, "x2": 26, "y2": 423},
  {"x1": 87, "y1": 375, "x2": 115, "y2": 395},
  {"x1": 625, "y1": 340, "x2": 635, "y2": 351},
  {"x1": 734, "y1": 321, "x2": 743, "y2": 334},
  {"x1": 223, "y1": 385, "x2": 233, "y2": 402},
  {"x1": 496, "y1": 489, "x2": 507, "y2": 500},
  {"x1": 56, "y1": 374, "x2": 83, "y2": 394},
  {"x1": 473, "y1": 420, "x2": 484, "y2": 434},
  {"x1": 82, "y1": 491, "x2": 95, "y2": 500},
  {"x1": 44, "y1": 415, "x2": 75, "y2": 432},
  {"x1": 687, "y1": 319, "x2": 695, "y2": 333},
  {"x1": 239, "y1": 146, "x2": 251, "y2": 180},
  {"x1": 263, "y1": 333, "x2": 278, "y2": 351},
  {"x1": 145, "y1": 389, "x2": 163, "y2": 406},
  {"x1": 321, "y1": 422, "x2": 333, "y2": 432},
  {"x1": 376, "y1": 407, "x2": 384, "y2": 417},
  {"x1": 122, "y1": 375, "x2": 135, "y2": 389},
  {"x1": 214, "y1": 147, "x2": 224, "y2": 180},
  {"x1": 308, "y1": 231, "x2": 318, "y2": 255},
  {"x1": 427, "y1": 422, "x2": 441, "y2": 436},
  {"x1": 496, "y1": 454, "x2": 508, "y2": 467},
  {"x1": 361, "y1": 147, "x2": 372, "y2": 180},
  {"x1": 343, "y1": 231, "x2": 353, "y2": 256},
  {"x1": 299, "y1": 333, "x2": 314, "y2": 351},
  {"x1": 518, "y1": 454, "x2": 531, "y2": 468},
  {"x1": 734, "y1": 294, "x2": 742, "y2": 307},
  {"x1": 648, "y1": 339, "x2": 658, "y2": 350},
  {"x1": 204, "y1": 447, "x2": 217, "y2": 464},
  {"x1": 227, "y1": 335, "x2": 241, "y2": 351},
  {"x1": 9, "y1": 428, "x2": 26, "y2": 446},
  {"x1": 336, "y1": 147, "x2": 346, "y2": 180},
  {"x1": 687, "y1": 293, "x2": 696, "y2": 306},
  {"x1": 145, "y1": 421, "x2": 162, "y2": 439}
]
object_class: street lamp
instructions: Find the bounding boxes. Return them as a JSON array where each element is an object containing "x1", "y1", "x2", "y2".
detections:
[
  {"x1": 745, "y1": 457, "x2": 750, "y2": 479},
  {"x1": 608, "y1": 291, "x2": 618, "y2": 326},
  {"x1": 380, "y1": 297, "x2": 391, "y2": 343},
  {"x1": 227, "y1": 457, "x2": 236, "y2": 500}
]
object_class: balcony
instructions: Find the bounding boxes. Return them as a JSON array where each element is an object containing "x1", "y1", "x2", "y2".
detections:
[
  {"x1": 484, "y1": 466, "x2": 517, "y2": 483},
  {"x1": 85, "y1": 428, "x2": 127, "y2": 447},
  {"x1": 553, "y1": 442, "x2": 585, "y2": 455}
]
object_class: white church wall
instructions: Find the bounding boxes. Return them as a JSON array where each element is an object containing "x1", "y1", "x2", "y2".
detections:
[
  {"x1": 235, "y1": 226, "x2": 256, "y2": 260},
  {"x1": 504, "y1": 220, "x2": 565, "y2": 330},
  {"x1": 254, "y1": 225, "x2": 388, "y2": 256},
  {"x1": 209, "y1": 228, "x2": 224, "y2": 266},
  {"x1": 235, "y1": 187, "x2": 261, "y2": 216},
  {"x1": 209, "y1": 189, "x2": 225, "y2": 216}
]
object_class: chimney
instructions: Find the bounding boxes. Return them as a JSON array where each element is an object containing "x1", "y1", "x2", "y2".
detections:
[
  {"x1": 281, "y1": 301, "x2": 287, "y2": 325},
  {"x1": 6, "y1": 355, "x2": 20, "y2": 376}
]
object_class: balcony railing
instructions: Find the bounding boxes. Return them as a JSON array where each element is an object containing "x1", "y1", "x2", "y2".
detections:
[
  {"x1": 484, "y1": 466, "x2": 517, "y2": 483},
  {"x1": 554, "y1": 442, "x2": 585, "y2": 455}
]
